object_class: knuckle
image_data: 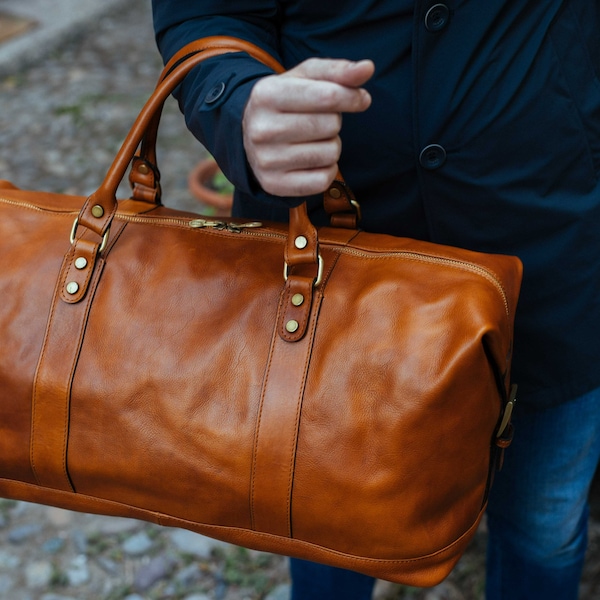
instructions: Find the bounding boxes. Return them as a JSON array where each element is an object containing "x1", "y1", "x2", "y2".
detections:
[
  {"x1": 253, "y1": 151, "x2": 277, "y2": 173},
  {"x1": 252, "y1": 75, "x2": 278, "y2": 99},
  {"x1": 315, "y1": 85, "x2": 341, "y2": 108},
  {"x1": 309, "y1": 114, "x2": 341, "y2": 138},
  {"x1": 247, "y1": 121, "x2": 273, "y2": 144}
]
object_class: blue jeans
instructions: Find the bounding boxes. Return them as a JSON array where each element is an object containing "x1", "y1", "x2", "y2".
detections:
[{"x1": 290, "y1": 386, "x2": 600, "y2": 600}]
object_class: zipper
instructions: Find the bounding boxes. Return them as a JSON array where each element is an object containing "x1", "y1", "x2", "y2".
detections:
[
  {"x1": 1, "y1": 196, "x2": 510, "y2": 315},
  {"x1": 113, "y1": 213, "x2": 266, "y2": 234},
  {"x1": 0, "y1": 195, "x2": 79, "y2": 215}
]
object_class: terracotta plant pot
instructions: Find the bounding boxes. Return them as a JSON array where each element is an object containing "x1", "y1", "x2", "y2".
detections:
[{"x1": 188, "y1": 158, "x2": 233, "y2": 216}]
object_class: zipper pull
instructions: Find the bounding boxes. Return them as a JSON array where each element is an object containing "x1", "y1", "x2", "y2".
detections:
[
  {"x1": 189, "y1": 219, "x2": 227, "y2": 229},
  {"x1": 189, "y1": 219, "x2": 262, "y2": 233},
  {"x1": 226, "y1": 221, "x2": 263, "y2": 233}
]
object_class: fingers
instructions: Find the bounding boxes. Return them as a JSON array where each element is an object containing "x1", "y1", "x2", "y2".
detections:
[
  {"x1": 244, "y1": 112, "x2": 342, "y2": 145},
  {"x1": 256, "y1": 163, "x2": 340, "y2": 198},
  {"x1": 250, "y1": 137, "x2": 342, "y2": 174},
  {"x1": 242, "y1": 57, "x2": 374, "y2": 197},
  {"x1": 254, "y1": 63, "x2": 373, "y2": 114}
]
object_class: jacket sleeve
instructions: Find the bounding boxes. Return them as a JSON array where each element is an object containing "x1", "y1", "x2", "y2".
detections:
[{"x1": 151, "y1": 1, "x2": 284, "y2": 199}]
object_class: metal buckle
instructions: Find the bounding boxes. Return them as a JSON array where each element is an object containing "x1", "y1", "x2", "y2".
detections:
[
  {"x1": 496, "y1": 384, "x2": 518, "y2": 439},
  {"x1": 70, "y1": 218, "x2": 110, "y2": 253},
  {"x1": 350, "y1": 199, "x2": 362, "y2": 222},
  {"x1": 284, "y1": 254, "x2": 324, "y2": 288}
]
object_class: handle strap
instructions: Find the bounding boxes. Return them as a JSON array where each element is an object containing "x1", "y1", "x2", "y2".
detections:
[
  {"x1": 127, "y1": 36, "x2": 360, "y2": 227},
  {"x1": 71, "y1": 37, "x2": 348, "y2": 332}
]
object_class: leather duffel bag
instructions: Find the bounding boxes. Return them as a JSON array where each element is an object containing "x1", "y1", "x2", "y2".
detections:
[{"x1": 0, "y1": 37, "x2": 522, "y2": 586}]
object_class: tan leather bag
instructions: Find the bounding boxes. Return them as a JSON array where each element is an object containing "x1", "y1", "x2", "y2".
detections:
[{"x1": 0, "y1": 38, "x2": 522, "y2": 586}]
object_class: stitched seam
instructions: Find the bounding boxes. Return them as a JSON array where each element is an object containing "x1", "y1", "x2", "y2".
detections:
[
  {"x1": 60, "y1": 259, "x2": 105, "y2": 492},
  {"x1": 249, "y1": 309, "x2": 280, "y2": 531},
  {"x1": 284, "y1": 290, "x2": 323, "y2": 538}
]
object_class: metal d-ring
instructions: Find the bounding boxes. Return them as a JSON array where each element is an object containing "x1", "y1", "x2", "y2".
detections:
[
  {"x1": 70, "y1": 217, "x2": 110, "y2": 253},
  {"x1": 284, "y1": 254, "x2": 324, "y2": 288}
]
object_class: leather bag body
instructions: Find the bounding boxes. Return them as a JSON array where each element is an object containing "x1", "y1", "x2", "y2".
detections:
[{"x1": 0, "y1": 38, "x2": 522, "y2": 586}]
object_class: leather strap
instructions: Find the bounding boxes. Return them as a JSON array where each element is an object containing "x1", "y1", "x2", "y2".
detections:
[
  {"x1": 127, "y1": 37, "x2": 360, "y2": 225},
  {"x1": 31, "y1": 255, "x2": 105, "y2": 491},
  {"x1": 250, "y1": 285, "x2": 324, "y2": 536},
  {"x1": 30, "y1": 222, "x2": 126, "y2": 491},
  {"x1": 128, "y1": 37, "x2": 284, "y2": 202},
  {"x1": 78, "y1": 36, "x2": 358, "y2": 245}
]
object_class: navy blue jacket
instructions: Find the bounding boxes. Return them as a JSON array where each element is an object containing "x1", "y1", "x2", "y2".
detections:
[{"x1": 153, "y1": 1, "x2": 600, "y2": 409}]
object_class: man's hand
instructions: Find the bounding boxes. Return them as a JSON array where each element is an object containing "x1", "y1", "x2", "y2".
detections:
[{"x1": 242, "y1": 58, "x2": 375, "y2": 197}]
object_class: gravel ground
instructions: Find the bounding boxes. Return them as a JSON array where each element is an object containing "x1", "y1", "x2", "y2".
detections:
[{"x1": 1, "y1": 2, "x2": 599, "y2": 599}]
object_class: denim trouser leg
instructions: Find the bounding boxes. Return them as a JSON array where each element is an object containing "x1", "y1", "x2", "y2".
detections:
[
  {"x1": 290, "y1": 558, "x2": 375, "y2": 600},
  {"x1": 486, "y1": 387, "x2": 600, "y2": 600}
]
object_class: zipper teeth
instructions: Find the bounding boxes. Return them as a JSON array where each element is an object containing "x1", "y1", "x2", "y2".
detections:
[
  {"x1": 0, "y1": 197, "x2": 509, "y2": 315},
  {"x1": 116, "y1": 214, "x2": 195, "y2": 227},
  {"x1": 0, "y1": 196, "x2": 79, "y2": 214},
  {"x1": 116, "y1": 214, "x2": 287, "y2": 239},
  {"x1": 339, "y1": 247, "x2": 510, "y2": 316}
]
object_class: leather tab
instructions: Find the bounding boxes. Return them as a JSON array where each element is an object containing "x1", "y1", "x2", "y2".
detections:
[
  {"x1": 324, "y1": 178, "x2": 360, "y2": 229},
  {"x1": 286, "y1": 204, "x2": 318, "y2": 268},
  {"x1": 59, "y1": 238, "x2": 100, "y2": 304},
  {"x1": 129, "y1": 156, "x2": 161, "y2": 204},
  {"x1": 130, "y1": 184, "x2": 162, "y2": 204},
  {"x1": 278, "y1": 276, "x2": 314, "y2": 342},
  {"x1": 330, "y1": 213, "x2": 359, "y2": 229},
  {"x1": 78, "y1": 190, "x2": 118, "y2": 237}
]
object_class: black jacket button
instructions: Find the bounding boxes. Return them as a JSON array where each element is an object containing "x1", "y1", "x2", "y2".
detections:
[
  {"x1": 205, "y1": 82, "x2": 226, "y2": 104},
  {"x1": 425, "y1": 4, "x2": 450, "y2": 32},
  {"x1": 419, "y1": 144, "x2": 447, "y2": 170}
]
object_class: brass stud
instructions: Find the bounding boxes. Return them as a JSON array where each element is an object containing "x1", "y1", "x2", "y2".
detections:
[
  {"x1": 66, "y1": 281, "x2": 79, "y2": 295},
  {"x1": 285, "y1": 320, "x2": 299, "y2": 333},
  {"x1": 294, "y1": 236, "x2": 308, "y2": 250},
  {"x1": 328, "y1": 186, "x2": 342, "y2": 199},
  {"x1": 137, "y1": 163, "x2": 150, "y2": 175},
  {"x1": 91, "y1": 204, "x2": 105, "y2": 218},
  {"x1": 74, "y1": 257, "x2": 88, "y2": 270},
  {"x1": 291, "y1": 294, "x2": 304, "y2": 307}
]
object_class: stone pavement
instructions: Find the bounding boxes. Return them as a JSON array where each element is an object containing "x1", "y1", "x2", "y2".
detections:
[
  {"x1": 0, "y1": 0, "x2": 128, "y2": 77},
  {"x1": 1, "y1": 1, "x2": 600, "y2": 598}
]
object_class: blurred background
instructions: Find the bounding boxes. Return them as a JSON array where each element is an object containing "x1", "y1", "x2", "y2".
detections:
[{"x1": 1, "y1": 1, "x2": 599, "y2": 598}]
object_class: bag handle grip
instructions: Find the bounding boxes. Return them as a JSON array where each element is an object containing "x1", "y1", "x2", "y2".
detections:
[
  {"x1": 74, "y1": 37, "x2": 328, "y2": 293},
  {"x1": 127, "y1": 37, "x2": 360, "y2": 227}
]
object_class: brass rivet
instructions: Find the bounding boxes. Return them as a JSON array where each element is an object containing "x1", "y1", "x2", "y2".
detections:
[
  {"x1": 74, "y1": 257, "x2": 88, "y2": 270},
  {"x1": 292, "y1": 294, "x2": 304, "y2": 307},
  {"x1": 285, "y1": 320, "x2": 299, "y2": 333},
  {"x1": 295, "y1": 236, "x2": 308, "y2": 250},
  {"x1": 328, "y1": 186, "x2": 342, "y2": 199},
  {"x1": 91, "y1": 204, "x2": 104, "y2": 218},
  {"x1": 66, "y1": 281, "x2": 79, "y2": 295},
  {"x1": 137, "y1": 163, "x2": 150, "y2": 175}
]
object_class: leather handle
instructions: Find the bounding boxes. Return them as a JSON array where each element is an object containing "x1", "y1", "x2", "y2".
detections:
[
  {"x1": 75, "y1": 37, "x2": 346, "y2": 288},
  {"x1": 128, "y1": 36, "x2": 286, "y2": 203},
  {"x1": 126, "y1": 37, "x2": 360, "y2": 226}
]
